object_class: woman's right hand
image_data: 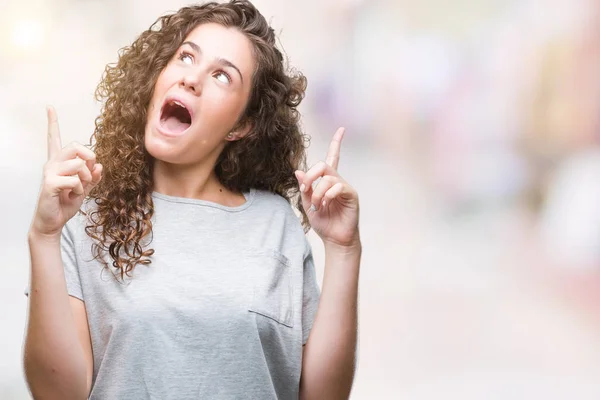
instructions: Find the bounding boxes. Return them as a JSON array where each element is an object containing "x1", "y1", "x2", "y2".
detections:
[{"x1": 30, "y1": 106, "x2": 103, "y2": 239}]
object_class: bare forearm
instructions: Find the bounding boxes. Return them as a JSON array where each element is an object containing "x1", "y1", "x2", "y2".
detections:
[
  {"x1": 24, "y1": 231, "x2": 88, "y2": 399},
  {"x1": 300, "y1": 241, "x2": 361, "y2": 400}
]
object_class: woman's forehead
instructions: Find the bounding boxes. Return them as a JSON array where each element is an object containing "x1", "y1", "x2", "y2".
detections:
[{"x1": 182, "y1": 23, "x2": 255, "y2": 75}]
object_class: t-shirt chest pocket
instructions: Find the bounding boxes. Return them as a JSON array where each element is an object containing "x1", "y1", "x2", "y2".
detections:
[{"x1": 246, "y1": 250, "x2": 294, "y2": 328}]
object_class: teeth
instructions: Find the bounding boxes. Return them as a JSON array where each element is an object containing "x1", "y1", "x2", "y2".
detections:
[{"x1": 171, "y1": 100, "x2": 186, "y2": 109}]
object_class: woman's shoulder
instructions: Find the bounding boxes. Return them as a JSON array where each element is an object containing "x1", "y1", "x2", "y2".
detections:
[
  {"x1": 251, "y1": 189, "x2": 311, "y2": 258},
  {"x1": 252, "y1": 189, "x2": 306, "y2": 229},
  {"x1": 251, "y1": 189, "x2": 300, "y2": 216}
]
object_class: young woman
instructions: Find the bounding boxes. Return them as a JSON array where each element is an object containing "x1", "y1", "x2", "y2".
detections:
[{"x1": 24, "y1": 1, "x2": 361, "y2": 399}]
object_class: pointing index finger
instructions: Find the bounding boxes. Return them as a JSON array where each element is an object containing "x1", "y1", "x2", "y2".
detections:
[
  {"x1": 325, "y1": 127, "x2": 345, "y2": 170},
  {"x1": 47, "y1": 106, "x2": 62, "y2": 160}
]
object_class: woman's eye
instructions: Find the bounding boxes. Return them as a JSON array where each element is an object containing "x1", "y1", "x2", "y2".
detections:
[
  {"x1": 215, "y1": 71, "x2": 231, "y2": 84},
  {"x1": 178, "y1": 52, "x2": 193, "y2": 64}
]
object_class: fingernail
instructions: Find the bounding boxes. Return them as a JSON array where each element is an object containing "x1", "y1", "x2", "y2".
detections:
[
  {"x1": 300, "y1": 184, "x2": 306, "y2": 193},
  {"x1": 322, "y1": 200, "x2": 326, "y2": 208},
  {"x1": 309, "y1": 204, "x2": 316, "y2": 213}
]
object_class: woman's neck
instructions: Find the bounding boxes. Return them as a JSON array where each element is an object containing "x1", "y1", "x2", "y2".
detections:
[{"x1": 151, "y1": 159, "x2": 246, "y2": 206}]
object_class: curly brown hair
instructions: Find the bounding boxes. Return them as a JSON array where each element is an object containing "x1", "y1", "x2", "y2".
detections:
[{"x1": 85, "y1": 0, "x2": 310, "y2": 280}]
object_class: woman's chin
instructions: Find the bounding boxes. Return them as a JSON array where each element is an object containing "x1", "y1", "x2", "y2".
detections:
[{"x1": 144, "y1": 128, "x2": 188, "y2": 164}]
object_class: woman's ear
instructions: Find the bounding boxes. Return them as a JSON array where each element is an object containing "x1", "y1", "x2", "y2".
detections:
[{"x1": 226, "y1": 119, "x2": 253, "y2": 141}]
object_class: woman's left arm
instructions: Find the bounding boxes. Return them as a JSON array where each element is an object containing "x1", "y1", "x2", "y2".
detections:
[{"x1": 295, "y1": 128, "x2": 361, "y2": 400}]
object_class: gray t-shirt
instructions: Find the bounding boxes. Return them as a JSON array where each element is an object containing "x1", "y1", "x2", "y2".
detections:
[{"x1": 44, "y1": 189, "x2": 320, "y2": 399}]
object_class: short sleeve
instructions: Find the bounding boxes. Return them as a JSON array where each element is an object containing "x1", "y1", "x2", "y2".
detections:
[
  {"x1": 60, "y1": 220, "x2": 84, "y2": 300},
  {"x1": 24, "y1": 218, "x2": 84, "y2": 301},
  {"x1": 302, "y1": 246, "x2": 321, "y2": 345}
]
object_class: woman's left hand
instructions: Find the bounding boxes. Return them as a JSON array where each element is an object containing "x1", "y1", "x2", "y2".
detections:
[{"x1": 295, "y1": 127, "x2": 360, "y2": 248}]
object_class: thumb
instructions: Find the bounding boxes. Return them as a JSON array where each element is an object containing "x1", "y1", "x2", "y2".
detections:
[
  {"x1": 294, "y1": 170, "x2": 311, "y2": 211},
  {"x1": 85, "y1": 163, "x2": 103, "y2": 194},
  {"x1": 91, "y1": 163, "x2": 103, "y2": 184}
]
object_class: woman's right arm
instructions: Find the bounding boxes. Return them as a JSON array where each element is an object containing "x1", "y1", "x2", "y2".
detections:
[
  {"x1": 24, "y1": 232, "x2": 94, "y2": 399},
  {"x1": 23, "y1": 106, "x2": 102, "y2": 399}
]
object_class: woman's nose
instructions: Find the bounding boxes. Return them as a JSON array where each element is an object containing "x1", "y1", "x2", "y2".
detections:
[{"x1": 179, "y1": 73, "x2": 202, "y2": 95}]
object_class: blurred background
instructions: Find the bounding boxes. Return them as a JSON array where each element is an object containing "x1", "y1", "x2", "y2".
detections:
[{"x1": 2, "y1": 0, "x2": 600, "y2": 398}]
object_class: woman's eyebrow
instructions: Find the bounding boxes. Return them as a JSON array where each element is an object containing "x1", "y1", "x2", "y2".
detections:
[{"x1": 181, "y1": 41, "x2": 244, "y2": 83}]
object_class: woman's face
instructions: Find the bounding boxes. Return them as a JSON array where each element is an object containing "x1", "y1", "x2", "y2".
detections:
[{"x1": 144, "y1": 22, "x2": 255, "y2": 165}]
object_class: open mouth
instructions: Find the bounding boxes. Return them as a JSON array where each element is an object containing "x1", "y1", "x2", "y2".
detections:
[{"x1": 160, "y1": 99, "x2": 192, "y2": 134}]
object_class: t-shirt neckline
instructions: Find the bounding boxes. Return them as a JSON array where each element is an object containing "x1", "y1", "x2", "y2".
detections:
[{"x1": 151, "y1": 188, "x2": 256, "y2": 212}]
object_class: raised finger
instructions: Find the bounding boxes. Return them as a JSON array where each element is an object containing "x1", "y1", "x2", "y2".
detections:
[
  {"x1": 47, "y1": 106, "x2": 62, "y2": 161},
  {"x1": 325, "y1": 127, "x2": 345, "y2": 170}
]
